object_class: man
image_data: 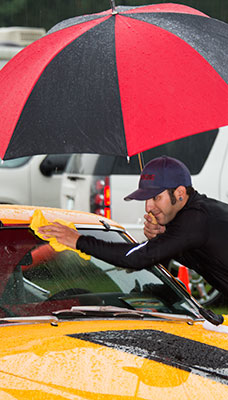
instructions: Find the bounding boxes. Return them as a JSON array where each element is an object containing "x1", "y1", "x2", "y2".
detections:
[{"x1": 39, "y1": 155, "x2": 228, "y2": 295}]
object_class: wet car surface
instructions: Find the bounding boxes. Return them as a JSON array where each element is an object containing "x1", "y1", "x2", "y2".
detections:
[{"x1": 0, "y1": 205, "x2": 228, "y2": 399}]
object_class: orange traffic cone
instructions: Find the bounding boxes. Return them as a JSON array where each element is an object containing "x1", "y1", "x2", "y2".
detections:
[{"x1": 177, "y1": 265, "x2": 191, "y2": 294}]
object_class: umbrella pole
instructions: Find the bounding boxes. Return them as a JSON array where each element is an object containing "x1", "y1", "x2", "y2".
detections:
[
  {"x1": 138, "y1": 153, "x2": 144, "y2": 172},
  {"x1": 110, "y1": 0, "x2": 117, "y2": 14}
]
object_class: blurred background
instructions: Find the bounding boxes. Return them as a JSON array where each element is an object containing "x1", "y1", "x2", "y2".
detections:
[{"x1": 0, "y1": 0, "x2": 227, "y2": 30}]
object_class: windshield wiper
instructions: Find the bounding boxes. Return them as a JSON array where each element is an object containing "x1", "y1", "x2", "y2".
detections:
[
  {"x1": 52, "y1": 306, "x2": 197, "y2": 323},
  {"x1": 0, "y1": 315, "x2": 58, "y2": 325},
  {"x1": 155, "y1": 264, "x2": 224, "y2": 326}
]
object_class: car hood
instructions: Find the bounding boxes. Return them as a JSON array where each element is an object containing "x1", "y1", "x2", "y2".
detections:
[{"x1": 1, "y1": 318, "x2": 228, "y2": 399}]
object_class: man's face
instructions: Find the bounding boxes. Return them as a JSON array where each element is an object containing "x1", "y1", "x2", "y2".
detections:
[{"x1": 145, "y1": 190, "x2": 178, "y2": 225}]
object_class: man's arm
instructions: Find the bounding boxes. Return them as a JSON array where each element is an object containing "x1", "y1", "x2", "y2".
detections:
[
  {"x1": 39, "y1": 209, "x2": 208, "y2": 269},
  {"x1": 76, "y1": 208, "x2": 208, "y2": 268}
]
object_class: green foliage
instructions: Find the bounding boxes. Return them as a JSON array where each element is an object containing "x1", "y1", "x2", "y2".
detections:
[
  {"x1": 0, "y1": 0, "x2": 227, "y2": 30},
  {"x1": 0, "y1": 0, "x2": 26, "y2": 14},
  {"x1": 0, "y1": 0, "x2": 26, "y2": 25}
]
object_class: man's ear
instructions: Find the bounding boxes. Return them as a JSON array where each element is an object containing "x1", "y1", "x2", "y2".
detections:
[{"x1": 174, "y1": 186, "x2": 187, "y2": 200}]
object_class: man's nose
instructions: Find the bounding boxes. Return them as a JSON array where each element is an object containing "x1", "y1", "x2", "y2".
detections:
[{"x1": 145, "y1": 198, "x2": 155, "y2": 213}]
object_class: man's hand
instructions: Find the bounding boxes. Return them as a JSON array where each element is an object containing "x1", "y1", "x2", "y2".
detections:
[
  {"x1": 38, "y1": 222, "x2": 81, "y2": 249},
  {"x1": 144, "y1": 213, "x2": 166, "y2": 239}
]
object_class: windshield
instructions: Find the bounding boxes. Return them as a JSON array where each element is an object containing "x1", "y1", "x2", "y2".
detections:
[{"x1": 0, "y1": 227, "x2": 198, "y2": 320}]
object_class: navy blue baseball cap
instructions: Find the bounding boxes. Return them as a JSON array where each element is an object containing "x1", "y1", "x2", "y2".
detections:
[{"x1": 124, "y1": 156, "x2": 192, "y2": 201}]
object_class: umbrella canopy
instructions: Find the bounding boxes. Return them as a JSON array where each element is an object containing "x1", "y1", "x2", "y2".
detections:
[{"x1": 0, "y1": 3, "x2": 228, "y2": 160}]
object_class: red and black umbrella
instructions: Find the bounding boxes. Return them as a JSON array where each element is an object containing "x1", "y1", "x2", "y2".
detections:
[{"x1": 0, "y1": 2, "x2": 228, "y2": 160}]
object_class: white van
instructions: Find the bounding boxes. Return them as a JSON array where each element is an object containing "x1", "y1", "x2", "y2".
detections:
[
  {"x1": 0, "y1": 155, "x2": 70, "y2": 207},
  {"x1": 0, "y1": 26, "x2": 46, "y2": 68},
  {"x1": 61, "y1": 126, "x2": 228, "y2": 241}
]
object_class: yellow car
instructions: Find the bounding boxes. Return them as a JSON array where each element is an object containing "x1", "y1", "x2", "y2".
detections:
[{"x1": 0, "y1": 204, "x2": 228, "y2": 400}]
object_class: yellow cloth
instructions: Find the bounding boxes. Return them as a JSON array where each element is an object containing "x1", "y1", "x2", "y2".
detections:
[{"x1": 30, "y1": 209, "x2": 90, "y2": 260}]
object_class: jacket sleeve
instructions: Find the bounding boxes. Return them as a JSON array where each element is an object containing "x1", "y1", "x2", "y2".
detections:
[{"x1": 76, "y1": 208, "x2": 208, "y2": 269}]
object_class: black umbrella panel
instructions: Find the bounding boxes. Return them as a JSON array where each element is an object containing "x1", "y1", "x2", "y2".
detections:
[{"x1": 0, "y1": 3, "x2": 228, "y2": 159}]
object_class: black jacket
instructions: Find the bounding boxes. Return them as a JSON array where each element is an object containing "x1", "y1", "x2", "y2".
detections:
[{"x1": 77, "y1": 191, "x2": 228, "y2": 294}]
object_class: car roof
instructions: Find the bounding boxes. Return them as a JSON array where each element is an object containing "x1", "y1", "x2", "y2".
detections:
[{"x1": 0, "y1": 204, "x2": 123, "y2": 229}]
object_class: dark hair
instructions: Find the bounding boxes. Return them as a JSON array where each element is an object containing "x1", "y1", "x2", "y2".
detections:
[{"x1": 167, "y1": 186, "x2": 194, "y2": 205}]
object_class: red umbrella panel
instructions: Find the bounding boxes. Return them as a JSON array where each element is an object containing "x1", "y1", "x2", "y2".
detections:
[{"x1": 0, "y1": 3, "x2": 228, "y2": 160}]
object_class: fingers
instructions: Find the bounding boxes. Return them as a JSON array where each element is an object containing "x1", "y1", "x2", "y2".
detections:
[
  {"x1": 144, "y1": 224, "x2": 160, "y2": 239},
  {"x1": 38, "y1": 223, "x2": 64, "y2": 238},
  {"x1": 38, "y1": 223, "x2": 81, "y2": 249},
  {"x1": 144, "y1": 213, "x2": 155, "y2": 223},
  {"x1": 39, "y1": 222, "x2": 63, "y2": 231},
  {"x1": 144, "y1": 214, "x2": 166, "y2": 239},
  {"x1": 148, "y1": 211, "x2": 157, "y2": 224},
  {"x1": 39, "y1": 222, "x2": 71, "y2": 234}
]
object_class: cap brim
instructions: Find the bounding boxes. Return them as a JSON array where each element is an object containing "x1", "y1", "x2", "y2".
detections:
[{"x1": 124, "y1": 187, "x2": 165, "y2": 201}]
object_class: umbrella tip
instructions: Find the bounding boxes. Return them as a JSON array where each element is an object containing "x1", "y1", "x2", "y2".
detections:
[{"x1": 110, "y1": 0, "x2": 117, "y2": 15}]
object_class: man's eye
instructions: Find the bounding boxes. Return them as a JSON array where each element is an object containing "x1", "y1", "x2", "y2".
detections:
[{"x1": 154, "y1": 195, "x2": 160, "y2": 201}]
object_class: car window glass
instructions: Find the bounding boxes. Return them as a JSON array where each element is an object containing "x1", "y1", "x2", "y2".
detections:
[
  {"x1": 21, "y1": 248, "x2": 195, "y2": 317},
  {"x1": 0, "y1": 156, "x2": 31, "y2": 168},
  {"x1": 66, "y1": 154, "x2": 115, "y2": 175},
  {"x1": 0, "y1": 227, "x2": 197, "y2": 319}
]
